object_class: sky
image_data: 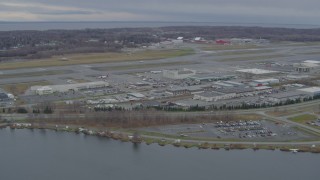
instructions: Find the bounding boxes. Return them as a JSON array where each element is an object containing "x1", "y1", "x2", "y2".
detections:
[{"x1": 0, "y1": 0, "x2": 320, "y2": 25}]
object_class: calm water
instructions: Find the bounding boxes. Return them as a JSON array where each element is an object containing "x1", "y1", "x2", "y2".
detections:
[
  {"x1": 0, "y1": 22, "x2": 320, "y2": 31},
  {"x1": 0, "y1": 128, "x2": 318, "y2": 180}
]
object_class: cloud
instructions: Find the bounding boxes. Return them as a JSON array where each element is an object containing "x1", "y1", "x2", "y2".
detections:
[
  {"x1": 0, "y1": 0, "x2": 319, "y2": 24},
  {"x1": 0, "y1": 2, "x2": 99, "y2": 15}
]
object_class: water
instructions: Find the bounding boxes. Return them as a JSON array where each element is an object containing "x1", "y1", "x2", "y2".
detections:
[
  {"x1": 0, "y1": 21, "x2": 320, "y2": 31},
  {"x1": 0, "y1": 128, "x2": 318, "y2": 180}
]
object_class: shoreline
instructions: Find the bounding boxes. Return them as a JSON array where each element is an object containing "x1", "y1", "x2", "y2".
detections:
[{"x1": 2, "y1": 123, "x2": 320, "y2": 154}]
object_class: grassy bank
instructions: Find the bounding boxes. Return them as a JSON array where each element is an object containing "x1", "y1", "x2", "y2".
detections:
[
  {"x1": 0, "y1": 49, "x2": 194, "y2": 70},
  {"x1": 3, "y1": 123, "x2": 320, "y2": 153}
]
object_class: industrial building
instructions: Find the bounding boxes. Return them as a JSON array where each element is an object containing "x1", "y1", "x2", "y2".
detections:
[
  {"x1": 268, "y1": 92, "x2": 306, "y2": 103},
  {"x1": 163, "y1": 68, "x2": 196, "y2": 79},
  {"x1": 189, "y1": 74, "x2": 235, "y2": 82},
  {"x1": 166, "y1": 85, "x2": 207, "y2": 96},
  {"x1": 32, "y1": 81, "x2": 109, "y2": 95},
  {"x1": 214, "y1": 81, "x2": 245, "y2": 87},
  {"x1": 298, "y1": 87, "x2": 320, "y2": 97},
  {"x1": 250, "y1": 78, "x2": 280, "y2": 86},
  {"x1": 127, "y1": 93, "x2": 145, "y2": 99},
  {"x1": 236, "y1": 68, "x2": 280, "y2": 79},
  {"x1": 128, "y1": 82, "x2": 152, "y2": 90},
  {"x1": 35, "y1": 86, "x2": 54, "y2": 95},
  {"x1": 193, "y1": 92, "x2": 235, "y2": 102},
  {"x1": 213, "y1": 87, "x2": 255, "y2": 95},
  {"x1": 293, "y1": 61, "x2": 320, "y2": 73}
]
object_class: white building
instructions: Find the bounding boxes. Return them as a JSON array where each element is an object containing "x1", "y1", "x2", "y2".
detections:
[
  {"x1": 236, "y1": 68, "x2": 280, "y2": 78},
  {"x1": 251, "y1": 78, "x2": 279, "y2": 86},
  {"x1": 163, "y1": 68, "x2": 196, "y2": 79},
  {"x1": 298, "y1": 87, "x2": 320, "y2": 96},
  {"x1": 36, "y1": 86, "x2": 54, "y2": 95},
  {"x1": 293, "y1": 61, "x2": 320, "y2": 73},
  {"x1": 127, "y1": 93, "x2": 145, "y2": 99},
  {"x1": 32, "y1": 81, "x2": 109, "y2": 95},
  {"x1": 268, "y1": 92, "x2": 306, "y2": 103},
  {"x1": 194, "y1": 92, "x2": 236, "y2": 102}
]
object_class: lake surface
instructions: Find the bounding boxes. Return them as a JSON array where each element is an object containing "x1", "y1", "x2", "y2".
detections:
[
  {"x1": 0, "y1": 22, "x2": 320, "y2": 31},
  {"x1": 0, "y1": 128, "x2": 319, "y2": 180}
]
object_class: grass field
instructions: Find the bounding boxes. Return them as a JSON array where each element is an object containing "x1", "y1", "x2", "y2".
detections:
[
  {"x1": 289, "y1": 114, "x2": 318, "y2": 123},
  {"x1": 200, "y1": 44, "x2": 261, "y2": 51},
  {"x1": 1, "y1": 80, "x2": 51, "y2": 95},
  {"x1": 216, "y1": 49, "x2": 274, "y2": 56},
  {"x1": 0, "y1": 70, "x2": 73, "y2": 79},
  {"x1": 0, "y1": 49, "x2": 194, "y2": 70},
  {"x1": 217, "y1": 54, "x2": 289, "y2": 62},
  {"x1": 276, "y1": 41, "x2": 320, "y2": 47},
  {"x1": 300, "y1": 51, "x2": 320, "y2": 55}
]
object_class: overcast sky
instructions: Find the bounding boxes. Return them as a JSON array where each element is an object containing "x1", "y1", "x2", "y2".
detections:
[{"x1": 1, "y1": 0, "x2": 320, "y2": 25}]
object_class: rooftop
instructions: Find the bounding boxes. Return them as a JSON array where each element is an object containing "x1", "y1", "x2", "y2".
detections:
[
  {"x1": 298, "y1": 87, "x2": 320, "y2": 93},
  {"x1": 269, "y1": 91, "x2": 305, "y2": 99},
  {"x1": 254, "y1": 86, "x2": 272, "y2": 91},
  {"x1": 0, "y1": 92, "x2": 8, "y2": 99},
  {"x1": 304, "y1": 60, "x2": 320, "y2": 64},
  {"x1": 197, "y1": 91, "x2": 224, "y2": 97},
  {"x1": 236, "y1": 68, "x2": 279, "y2": 75},
  {"x1": 214, "y1": 87, "x2": 255, "y2": 94},
  {"x1": 127, "y1": 93, "x2": 145, "y2": 98}
]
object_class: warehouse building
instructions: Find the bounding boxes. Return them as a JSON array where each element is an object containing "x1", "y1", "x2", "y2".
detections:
[
  {"x1": 236, "y1": 68, "x2": 280, "y2": 79},
  {"x1": 194, "y1": 92, "x2": 235, "y2": 102},
  {"x1": 250, "y1": 78, "x2": 280, "y2": 86},
  {"x1": 268, "y1": 91, "x2": 307, "y2": 103},
  {"x1": 293, "y1": 62, "x2": 319, "y2": 73},
  {"x1": 163, "y1": 68, "x2": 196, "y2": 79},
  {"x1": 189, "y1": 74, "x2": 235, "y2": 82},
  {"x1": 127, "y1": 93, "x2": 145, "y2": 99},
  {"x1": 32, "y1": 81, "x2": 109, "y2": 95},
  {"x1": 35, "y1": 86, "x2": 54, "y2": 95},
  {"x1": 166, "y1": 85, "x2": 206, "y2": 96},
  {"x1": 298, "y1": 87, "x2": 320, "y2": 97}
]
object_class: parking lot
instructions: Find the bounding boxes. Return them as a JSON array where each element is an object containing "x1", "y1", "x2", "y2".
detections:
[{"x1": 140, "y1": 119, "x2": 315, "y2": 141}]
